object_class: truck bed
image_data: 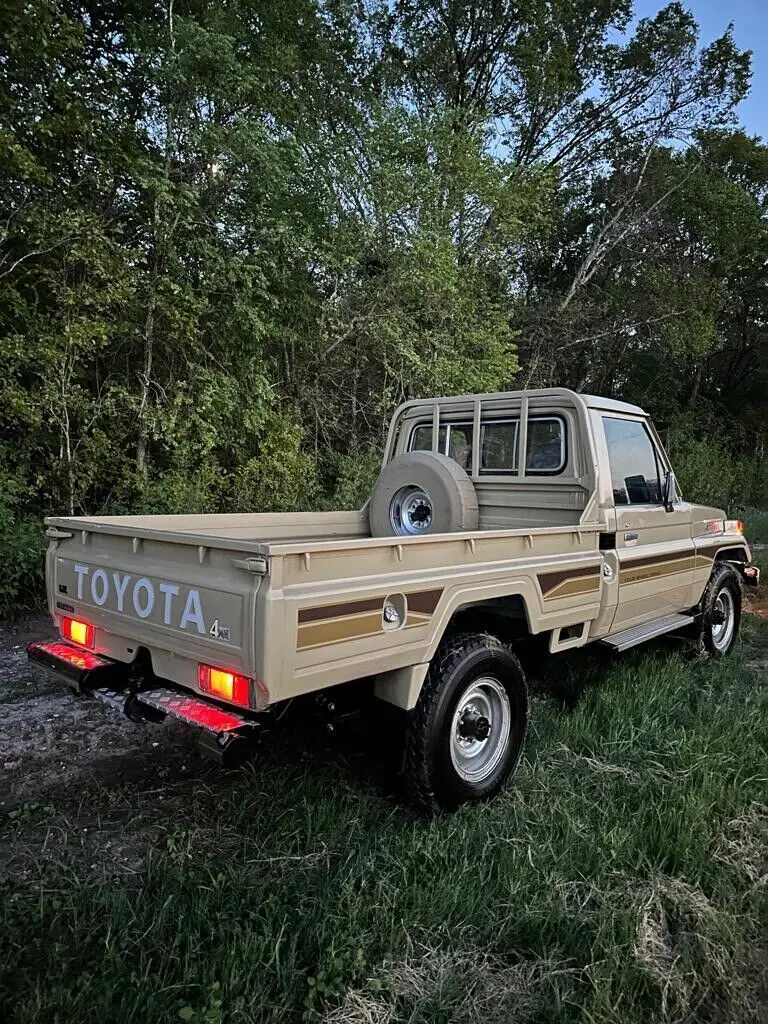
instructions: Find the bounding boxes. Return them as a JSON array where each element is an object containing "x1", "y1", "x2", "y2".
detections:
[
  {"x1": 44, "y1": 511, "x2": 605, "y2": 708},
  {"x1": 48, "y1": 510, "x2": 371, "y2": 545}
]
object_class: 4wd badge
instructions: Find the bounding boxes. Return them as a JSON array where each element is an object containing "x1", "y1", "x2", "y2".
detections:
[{"x1": 209, "y1": 619, "x2": 230, "y2": 641}]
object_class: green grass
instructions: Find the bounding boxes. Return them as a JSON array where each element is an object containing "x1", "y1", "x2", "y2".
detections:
[{"x1": 1, "y1": 621, "x2": 767, "y2": 1024}]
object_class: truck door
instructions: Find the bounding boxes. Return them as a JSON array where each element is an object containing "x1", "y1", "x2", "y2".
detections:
[{"x1": 601, "y1": 415, "x2": 696, "y2": 632}]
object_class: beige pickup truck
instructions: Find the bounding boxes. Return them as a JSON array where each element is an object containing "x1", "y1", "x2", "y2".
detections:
[{"x1": 28, "y1": 388, "x2": 759, "y2": 810}]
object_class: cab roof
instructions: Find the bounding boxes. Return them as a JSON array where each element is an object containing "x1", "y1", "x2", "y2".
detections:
[
  {"x1": 395, "y1": 388, "x2": 647, "y2": 418},
  {"x1": 579, "y1": 393, "x2": 646, "y2": 416}
]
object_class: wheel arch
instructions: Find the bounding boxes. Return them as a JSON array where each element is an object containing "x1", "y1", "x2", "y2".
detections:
[
  {"x1": 374, "y1": 584, "x2": 537, "y2": 711},
  {"x1": 712, "y1": 544, "x2": 750, "y2": 564}
]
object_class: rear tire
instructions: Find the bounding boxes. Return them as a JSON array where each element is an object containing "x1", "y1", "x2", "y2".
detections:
[
  {"x1": 402, "y1": 633, "x2": 528, "y2": 812},
  {"x1": 695, "y1": 561, "x2": 742, "y2": 658}
]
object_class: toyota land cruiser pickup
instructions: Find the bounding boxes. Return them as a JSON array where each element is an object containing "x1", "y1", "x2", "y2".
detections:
[{"x1": 27, "y1": 388, "x2": 760, "y2": 810}]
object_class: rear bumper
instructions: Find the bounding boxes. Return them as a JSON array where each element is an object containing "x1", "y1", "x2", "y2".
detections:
[
  {"x1": 27, "y1": 639, "x2": 256, "y2": 743},
  {"x1": 27, "y1": 639, "x2": 128, "y2": 692}
]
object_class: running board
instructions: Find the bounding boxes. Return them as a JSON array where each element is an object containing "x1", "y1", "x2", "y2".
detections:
[{"x1": 600, "y1": 613, "x2": 695, "y2": 652}]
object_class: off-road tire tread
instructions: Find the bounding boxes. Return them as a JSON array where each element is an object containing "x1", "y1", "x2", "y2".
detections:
[
  {"x1": 403, "y1": 632, "x2": 525, "y2": 813},
  {"x1": 695, "y1": 560, "x2": 742, "y2": 658}
]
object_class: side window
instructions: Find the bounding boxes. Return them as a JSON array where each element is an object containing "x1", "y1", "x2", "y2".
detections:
[
  {"x1": 603, "y1": 417, "x2": 662, "y2": 505},
  {"x1": 447, "y1": 425, "x2": 473, "y2": 471},
  {"x1": 410, "y1": 416, "x2": 566, "y2": 475},
  {"x1": 411, "y1": 425, "x2": 447, "y2": 453},
  {"x1": 526, "y1": 418, "x2": 565, "y2": 473},
  {"x1": 480, "y1": 417, "x2": 565, "y2": 474}
]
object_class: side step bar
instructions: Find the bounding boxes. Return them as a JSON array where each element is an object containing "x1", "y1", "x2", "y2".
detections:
[
  {"x1": 600, "y1": 612, "x2": 695, "y2": 653},
  {"x1": 135, "y1": 687, "x2": 250, "y2": 733},
  {"x1": 27, "y1": 639, "x2": 128, "y2": 692}
]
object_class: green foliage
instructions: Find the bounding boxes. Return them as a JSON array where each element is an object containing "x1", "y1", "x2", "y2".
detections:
[
  {"x1": 0, "y1": 468, "x2": 46, "y2": 618},
  {"x1": 741, "y1": 508, "x2": 768, "y2": 546},
  {"x1": 0, "y1": 0, "x2": 766, "y2": 615},
  {"x1": 664, "y1": 414, "x2": 766, "y2": 510},
  {"x1": 328, "y1": 447, "x2": 382, "y2": 510}
]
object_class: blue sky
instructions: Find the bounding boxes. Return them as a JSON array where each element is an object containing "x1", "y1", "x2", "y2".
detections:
[{"x1": 633, "y1": 1, "x2": 767, "y2": 138}]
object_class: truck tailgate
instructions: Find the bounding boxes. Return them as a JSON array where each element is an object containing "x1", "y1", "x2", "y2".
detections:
[{"x1": 46, "y1": 522, "x2": 265, "y2": 694}]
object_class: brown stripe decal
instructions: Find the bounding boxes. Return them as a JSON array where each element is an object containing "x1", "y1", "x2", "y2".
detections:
[
  {"x1": 406, "y1": 589, "x2": 443, "y2": 615},
  {"x1": 695, "y1": 543, "x2": 747, "y2": 560},
  {"x1": 298, "y1": 597, "x2": 382, "y2": 625},
  {"x1": 538, "y1": 566, "x2": 601, "y2": 600},
  {"x1": 620, "y1": 556, "x2": 695, "y2": 586},
  {"x1": 297, "y1": 588, "x2": 443, "y2": 650},
  {"x1": 298, "y1": 613, "x2": 383, "y2": 650},
  {"x1": 621, "y1": 552, "x2": 685, "y2": 572}
]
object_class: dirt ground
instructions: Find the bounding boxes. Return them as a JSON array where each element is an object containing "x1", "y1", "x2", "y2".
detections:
[
  {"x1": 0, "y1": 615, "x2": 204, "y2": 807},
  {"x1": 0, "y1": 615, "x2": 223, "y2": 879}
]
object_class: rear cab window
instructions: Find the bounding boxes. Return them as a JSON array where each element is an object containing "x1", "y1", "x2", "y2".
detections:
[{"x1": 409, "y1": 416, "x2": 566, "y2": 475}]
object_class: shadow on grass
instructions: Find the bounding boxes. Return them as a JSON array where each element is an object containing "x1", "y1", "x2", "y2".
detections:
[{"x1": 517, "y1": 630, "x2": 700, "y2": 711}]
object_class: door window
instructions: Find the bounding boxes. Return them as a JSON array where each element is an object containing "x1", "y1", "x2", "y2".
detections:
[{"x1": 603, "y1": 417, "x2": 662, "y2": 505}]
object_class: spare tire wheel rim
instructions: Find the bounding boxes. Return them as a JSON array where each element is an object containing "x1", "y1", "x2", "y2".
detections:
[
  {"x1": 390, "y1": 485, "x2": 434, "y2": 535},
  {"x1": 711, "y1": 586, "x2": 735, "y2": 651},
  {"x1": 450, "y1": 677, "x2": 511, "y2": 783}
]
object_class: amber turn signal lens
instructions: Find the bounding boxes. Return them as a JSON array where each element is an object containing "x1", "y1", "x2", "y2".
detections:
[
  {"x1": 198, "y1": 664, "x2": 250, "y2": 707},
  {"x1": 61, "y1": 617, "x2": 95, "y2": 649}
]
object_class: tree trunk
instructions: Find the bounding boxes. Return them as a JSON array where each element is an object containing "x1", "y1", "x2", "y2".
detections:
[{"x1": 136, "y1": 196, "x2": 160, "y2": 476}]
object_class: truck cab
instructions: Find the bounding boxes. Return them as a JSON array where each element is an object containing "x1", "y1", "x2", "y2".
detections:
[{"x1": 384, "y1": 388, "x2": 751, "y2": 643}]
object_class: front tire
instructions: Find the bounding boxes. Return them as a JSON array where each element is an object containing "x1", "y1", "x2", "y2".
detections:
[
  {"x1": 696, "y1": 562, "x2": 742, "y2": 657},
  {"x1": 403, "y1": 633, "x2": 528, "y2": 812}
]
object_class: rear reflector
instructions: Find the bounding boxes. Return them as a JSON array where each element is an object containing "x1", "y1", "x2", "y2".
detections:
[
  {"x1": 198, "y1": 664, "x2": 251, "y2": 707},
  {"x1": 61, "y1": 617, "x2": 94, "y2": 649}
]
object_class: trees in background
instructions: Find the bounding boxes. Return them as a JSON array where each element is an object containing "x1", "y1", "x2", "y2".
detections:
[{"x1": 1, "y1": 0, "x2": 766, "y2": 609}]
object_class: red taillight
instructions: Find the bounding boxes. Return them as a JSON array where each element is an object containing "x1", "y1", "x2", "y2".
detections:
[
  {"x1": 198, "y1": 664, "x2": 251, "y2": 707},
  {"x1": 61, "y1": 617, "x2": 94, "y2": 649}
]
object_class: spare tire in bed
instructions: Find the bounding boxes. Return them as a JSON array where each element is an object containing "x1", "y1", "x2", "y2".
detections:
[{"x1": 368, "y1": 451, "x2": 479, "y2": 538}]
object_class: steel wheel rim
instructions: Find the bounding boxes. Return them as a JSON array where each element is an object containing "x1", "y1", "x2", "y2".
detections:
[
  {"x1": 450, "y1": 676, "x2": 512, "y2": 783},
  {"x1": 711, "y1": 587, "x2": 735, "y2": 651},
  {"x1": 389, "y1": 486, "x2": 433, "y2": 536}
]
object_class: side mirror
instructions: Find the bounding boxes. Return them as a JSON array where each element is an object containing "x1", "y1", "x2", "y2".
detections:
[{"x1": 662, "y1": 470, "x2": 676, "y2": 513}]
